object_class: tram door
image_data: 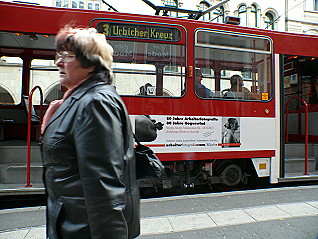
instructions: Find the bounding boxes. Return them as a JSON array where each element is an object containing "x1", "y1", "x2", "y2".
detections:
[{"x1": 282, "y1": 54, "x2": 318, "y2": 178}]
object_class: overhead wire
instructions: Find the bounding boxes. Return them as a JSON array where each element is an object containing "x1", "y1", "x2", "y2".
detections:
[{"x1": 265, "y1": 0, "x2": 306, "y2": 29}]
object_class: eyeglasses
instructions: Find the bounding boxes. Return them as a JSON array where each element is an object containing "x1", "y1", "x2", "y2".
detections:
[{"x1": 55, "y1": 51, "x2": 76, "y2": 62}]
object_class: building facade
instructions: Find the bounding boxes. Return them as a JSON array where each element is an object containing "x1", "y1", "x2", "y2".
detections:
[
  {"x1": 167, "y1": 0, "x2": 285, "y2": 31},
  {"x1": 286, "y1": 0, "x2": 318, "y2": 34}
]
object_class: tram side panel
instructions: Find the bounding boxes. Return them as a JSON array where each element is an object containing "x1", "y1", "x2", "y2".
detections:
[{"x1": 132, "y1": 114, "x2": 276, "y2": 188}]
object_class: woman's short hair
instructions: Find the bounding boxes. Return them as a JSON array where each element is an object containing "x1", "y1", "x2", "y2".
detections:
[
  {"x1": 55, "y1": 26, "x2": 113, "y2": 81},
  {"x1": 224, "y1": 118, "x2": 238, "y2": 129}
]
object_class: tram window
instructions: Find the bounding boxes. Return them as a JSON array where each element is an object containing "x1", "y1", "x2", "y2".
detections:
[
  {"x1": 195, "y1": 30, "x2": 273, "y2": 101},
  {"x1": 109, "y1": 40, "x2": 186, "y2": 97},
  {"x1": 0, "y1": 56, "x2": 22, "y2": 105},
  {"x1": 284, "y1": 55, "x2": 318, "y2": 110},
  {"x1": 30, "y1": 59, "x2": 60, "y2": 105}
]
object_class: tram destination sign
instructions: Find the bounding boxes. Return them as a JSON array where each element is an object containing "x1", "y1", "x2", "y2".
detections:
[{"x1": 96, "y1": 22, "x2": 181, "y2": 41}]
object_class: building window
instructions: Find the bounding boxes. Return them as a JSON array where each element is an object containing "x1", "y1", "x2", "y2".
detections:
[
  {"x1": 30, "y1": 59, "x2": 60, "y2": 105},
  {"x1": 56, "y1": 0, "x2": 62, "y2": 7},
  {"x1": 163, "y1": 0, "x2": 178, "y2": 17},
  {"x1": 214, "y1": 6, "x2": 224, "y2": 23},
  {"x1": 79, "y1": 1, "x2": 84, "y2": 9},
  {"x1": 62, "y1": 0, "x2": 68, "y2": 7},
  {"x1": 315, "y1": 0, "x2": 318, "y2": 10},
  {"x1": 251, "y1": 4, "x2": 257, "y2": 27},
  {"x1": 72, "y1": 0, "x2": 77, "y2": 8},
  {"x1": 265, "y1": 12, "x2": 275, "y2": 30},
  {"x1": 95, "y1": 2, "x2": 100, "y2": 10},
  {"x1": 0, "y1": 56, "x2": 23, "y2": 105},
  {"x1": 238, "y1": 5, "x2": 247, "y2": 26},
  {"x1": 164, "y1": 0, "x2": 177, "y2": 7},
  {"x1": 199, "y1": 1, "x2": 211, "y2": 21}
]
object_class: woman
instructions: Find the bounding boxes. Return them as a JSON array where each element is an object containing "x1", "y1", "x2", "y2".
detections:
[
  {"x1": 41, "y1": 27, "x2": 140, "y2": 239},
  {"x1": 222, "y1": 118, "x2": 240, "y2": 147}
]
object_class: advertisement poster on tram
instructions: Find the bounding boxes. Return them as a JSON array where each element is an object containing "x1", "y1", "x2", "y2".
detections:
[{"x1": 134, "y1": 115, "x2": 241, "y2": 152}]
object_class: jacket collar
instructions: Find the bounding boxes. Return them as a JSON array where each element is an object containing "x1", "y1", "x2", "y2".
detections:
[
  {"x1": 68, "y1": 73, "x2": 110, "y2": 100},
  {"x1": 42, "y1": 73, "x2": 112, "y2": 135}
]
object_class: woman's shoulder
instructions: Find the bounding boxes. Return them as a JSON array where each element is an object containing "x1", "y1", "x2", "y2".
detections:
[
  {"x1": 80, "y1": 83, "x2": 123, "y2": 108},
  {"x1": 80, "y1": 82, "x2": 116, "y2": 97}
]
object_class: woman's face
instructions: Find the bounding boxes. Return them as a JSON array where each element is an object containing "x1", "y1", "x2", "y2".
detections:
[
  {"x1": 231, "y1": 120, "x2": 239, "y2": 130},
  {"x1": 56, "y1": 51, "x2": 95, "y2": 88}
]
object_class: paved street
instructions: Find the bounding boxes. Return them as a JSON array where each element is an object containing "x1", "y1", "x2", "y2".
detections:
[{"x1": 0, "y1": 185, "x2": 317, "y2": 239}]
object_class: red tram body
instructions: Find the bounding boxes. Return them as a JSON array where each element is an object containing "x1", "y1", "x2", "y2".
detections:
[{"x1": 0, "y1": 1, "x2": 317, "y2": 193}]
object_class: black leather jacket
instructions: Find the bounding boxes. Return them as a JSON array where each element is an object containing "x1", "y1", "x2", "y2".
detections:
[{"x1": 41, "y1": 74, "x2": 140, "y2": 239}]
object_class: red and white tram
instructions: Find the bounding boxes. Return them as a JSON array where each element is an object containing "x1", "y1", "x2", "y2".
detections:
[{"x1": 0, "y1": 1, "x2": 317, "y2": 194}]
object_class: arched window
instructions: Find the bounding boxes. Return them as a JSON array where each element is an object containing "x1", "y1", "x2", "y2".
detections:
[
  {"x1": 72, "y1": 0, "x2": 77, "y2": 8},
  {"x1": 62, "y1": 0, "x2": 68, "y2": 7},
  {"x1": 199, "y1": 1, "x2": 211, "y2": 21},
  {"x1": 0, "y1": 86, "x2": 14, "y2": 104},
  {"x1": 45, "y1": 84, "x2": 64, "y2": 104},
  {"x1": 212, "y1": 5, "x2": 225, "y2": 23},
  {"x1": 219, "y1": 6, "x2": 225, "y2": 23},
  {"x1": 79, "y1": 1, "x2": 84, "y2": 9},
  {"x1": 94, "y1": 2, "x2": 100, "y2": 10},
  {"x1": 238, "y1": 5, "x2": 247, "y2": 26},
  {"x1": 265, "y1": 12, "x2": 275, "y2": 30},
  {"x1": 251, "y1": 4, "x2": 258, "y2": 27}
]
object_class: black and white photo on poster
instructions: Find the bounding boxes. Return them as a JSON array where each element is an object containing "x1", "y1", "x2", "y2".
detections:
[{"x1": 221, "y1": 117, "x2": 241, "y2": 148}]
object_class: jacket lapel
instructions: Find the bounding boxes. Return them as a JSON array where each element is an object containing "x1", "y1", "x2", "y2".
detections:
[
  {"x1": 42, "y1": 96, "x2": 76, "y2": 135},
  {"x1": 42, "y1": 75, "x2": 110, "y2": 135}
]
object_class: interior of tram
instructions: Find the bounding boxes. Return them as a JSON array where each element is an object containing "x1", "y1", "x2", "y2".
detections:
[{"x1": 282, "y1": 54, "x2": 318, "y2": 178}]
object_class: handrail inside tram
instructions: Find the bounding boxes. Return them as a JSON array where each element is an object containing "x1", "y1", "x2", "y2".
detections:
[
  {"x1": 25, "y1": 86, "x2": 43, "y2": 187},
  {"x1": 285, "y1": 97, "x2": 309, "y2": 175}
]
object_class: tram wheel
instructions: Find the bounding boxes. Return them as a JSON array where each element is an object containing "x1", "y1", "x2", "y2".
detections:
[{"x1": 219, "y1": 164, "x2": 242, "y2": 186}]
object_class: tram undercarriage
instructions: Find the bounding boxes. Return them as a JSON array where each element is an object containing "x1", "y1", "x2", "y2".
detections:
[{"x1": 138, "y1": 159, "x2": 254, "y2": 190}]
